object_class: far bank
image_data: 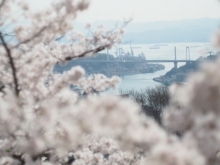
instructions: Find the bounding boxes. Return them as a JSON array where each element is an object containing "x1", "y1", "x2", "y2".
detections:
[{"x1": 54, "y1": 53, "x2": 165, "y2": 76}]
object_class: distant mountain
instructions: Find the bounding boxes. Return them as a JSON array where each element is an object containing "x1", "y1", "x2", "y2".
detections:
[
  {"x1": 74, "y1": 18, "x2": 220, "y2": 44},
  {"x1": 3, "y1": 18, "x2": 219, "y2": 44},
  {"x1": 123, "y1": 28, "x2": 212, "y2": 44}
]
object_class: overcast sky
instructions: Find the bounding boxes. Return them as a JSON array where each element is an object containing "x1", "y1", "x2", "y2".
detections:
[{"x1": 31, "y1": 0, "x2": 220, "y2": 22}]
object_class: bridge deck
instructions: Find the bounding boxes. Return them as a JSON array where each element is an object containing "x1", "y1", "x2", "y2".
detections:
[{"x1": 76, "y1": 60, "x2": 199, "y2": 63}]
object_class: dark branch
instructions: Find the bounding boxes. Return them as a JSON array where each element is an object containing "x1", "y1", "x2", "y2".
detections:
[
  {"x1": 65, "y1": 45, "x2": 106, "y2": 61},
  {"x1": 65, "y1": 19, "x2": 131, "y2": 61},
  {"x1": 0, "y1": 83, "x2": 5, "y2": 93},
  {"x1": 0, "y1": 32, "x2": 19, "y2": 96},
  {"x1": 0, "y1": 0, "x2": 6, "y2": 10},
  {"x1": 55, "y1": 35, "x2": 64, "y2": 41},
  {"x1": 32, "y1": 152, "x2": 50, "y2": 161},
  {"x1": 12, "y1": 154, "x2": 25, "y2": 165}
]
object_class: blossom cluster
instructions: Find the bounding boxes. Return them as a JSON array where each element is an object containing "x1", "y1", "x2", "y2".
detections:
[
  {"x1": 163, "y1": 59, "x2": 220, "y2": 164},
  {"x1": 0, "y1": 0, "x2": 219, "y2": 165}
]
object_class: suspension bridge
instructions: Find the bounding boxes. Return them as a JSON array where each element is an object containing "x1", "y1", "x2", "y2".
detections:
[{"x1": 76, "y1": 46, "x2": 203, "y2": 77}]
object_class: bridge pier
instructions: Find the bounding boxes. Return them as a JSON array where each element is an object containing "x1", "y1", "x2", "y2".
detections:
[
  {"x1": 106, "y1": 63, "x2": 110, "y2": 77},
  {"x1": 118, "y1": 62, "x2": 125, "y2": 77},
  {"x1": 174, "y1": 61, "x2": 178, "y2": 69},
  {"x1": 122, "y1": 62, "x2": 124, "y2": 77}
]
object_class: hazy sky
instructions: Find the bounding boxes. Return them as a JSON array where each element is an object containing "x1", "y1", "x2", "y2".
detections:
[{"x1": 31, "y1": 0, "x2": 220, "y2": 22}]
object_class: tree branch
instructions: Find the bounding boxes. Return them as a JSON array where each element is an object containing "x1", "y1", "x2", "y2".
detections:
[
  {"x1": 0, "y1": 83, "x2": 5, "y2": 94},
  {"x1": 0, "y1": 0, "x2": 6, "y2": 10},
  {"x1": 65, "y1": 45, "x2": 107, "y2": 61},
  {"x1": 32, "y1": 152, "x2": 50, "y2": 161},
  {"x1": 0, "y1": 33, "x2": 19, "y2": 96},
  {"x1": 12, "y1": 154, "x2": 25, "y2": 165}
]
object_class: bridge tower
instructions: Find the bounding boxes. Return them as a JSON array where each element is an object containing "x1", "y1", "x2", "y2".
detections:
[
  {"x1": 174, "y1": 46, "x2": 178, "y2": 69},
  {"x1": 186, "y1": 46, "x2": 191, "y2": 60},
  {"x1": 118, "y1": 48, "x2": 125, "y2": 77},
  {"x1": 186, "y1": 46, "x2": 191, "y2": 65}
]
